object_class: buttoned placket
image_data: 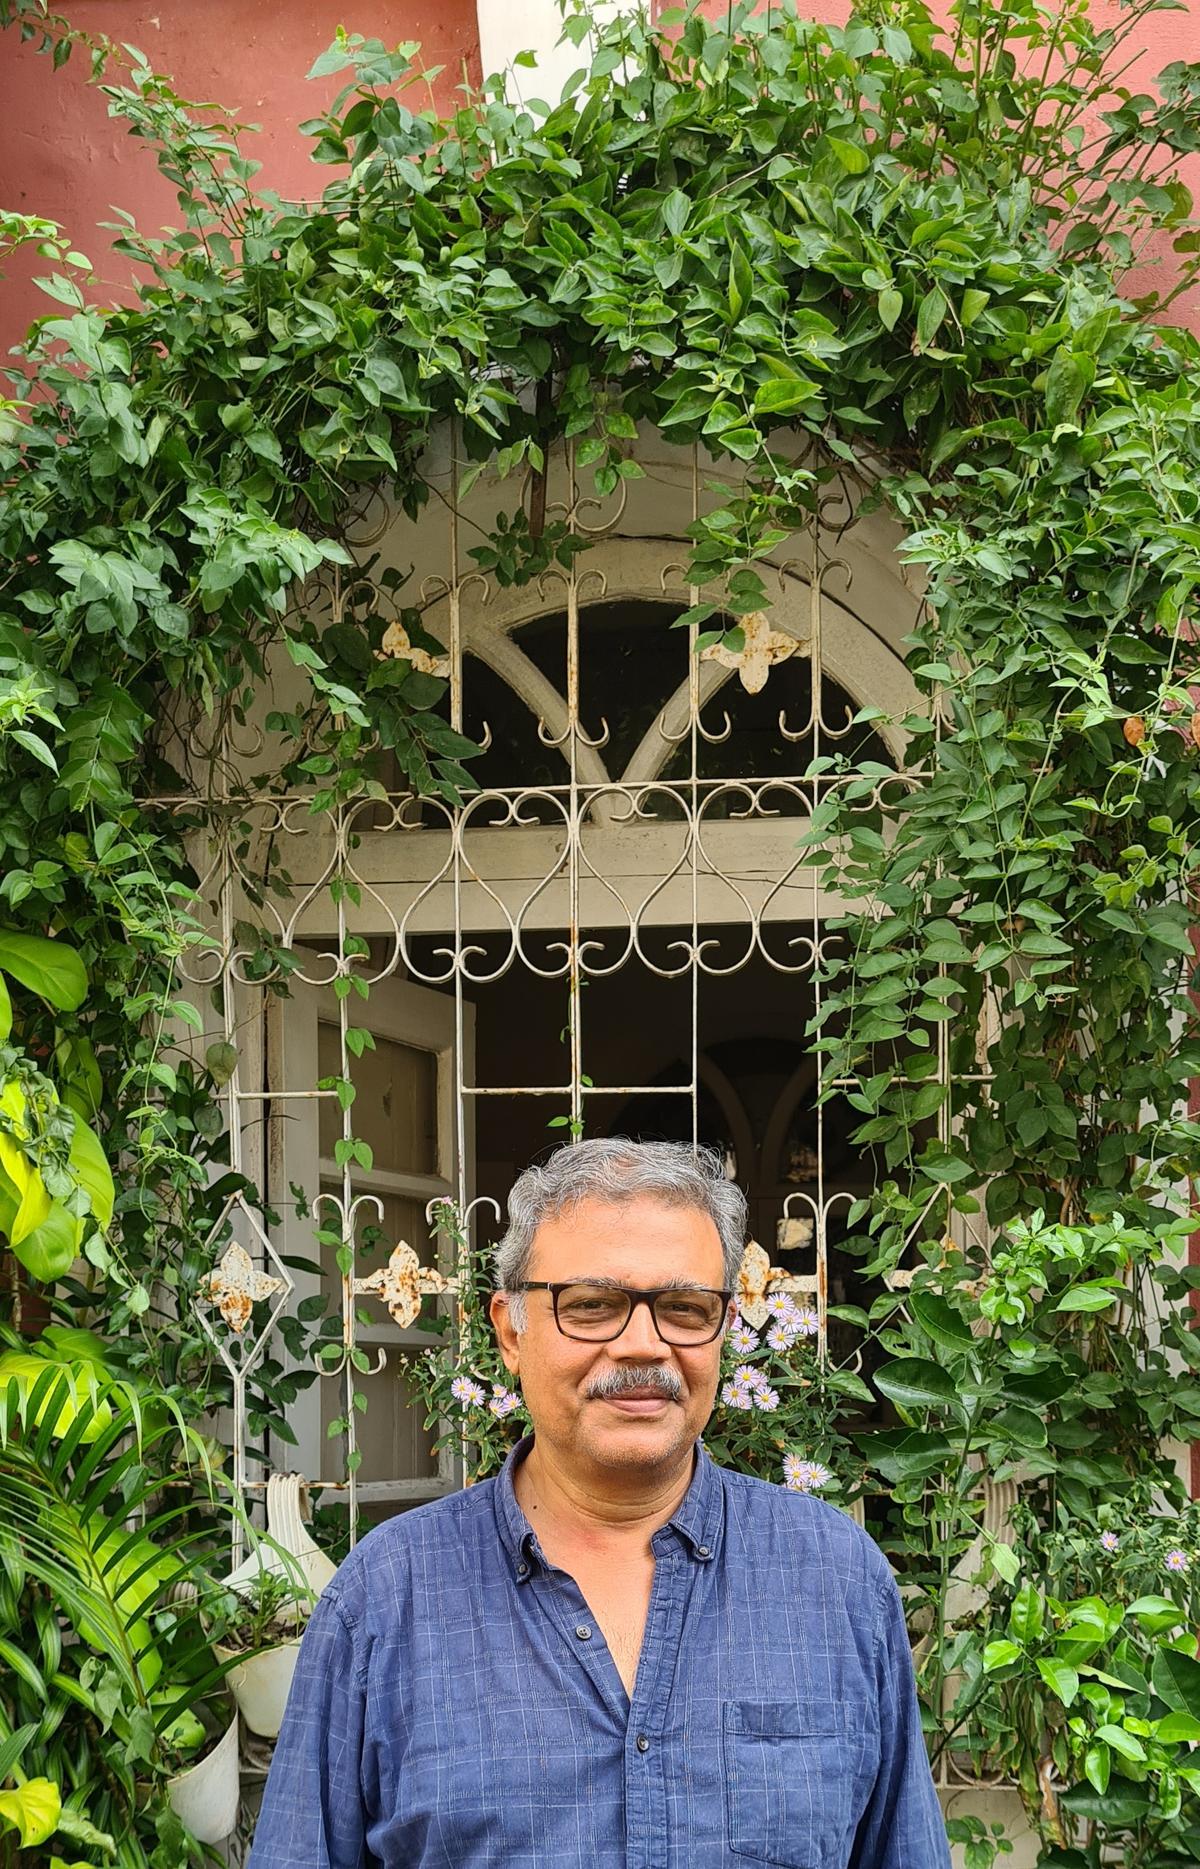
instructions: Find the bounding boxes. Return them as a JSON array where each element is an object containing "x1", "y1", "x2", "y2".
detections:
[
  {"x1": 517, "y1": 1528, "x2": 707, "y2": 1869},
  {"x1": 621, "y1": 1530, "x2": 695, "y2": 1869}
]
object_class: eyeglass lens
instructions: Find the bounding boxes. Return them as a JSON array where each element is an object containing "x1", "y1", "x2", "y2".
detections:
[{"x1": 554, "y1": 1283, "x2": 725, "y2": 1343}]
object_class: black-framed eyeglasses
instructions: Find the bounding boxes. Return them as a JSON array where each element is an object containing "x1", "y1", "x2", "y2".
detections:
[{"x1": 513, "y1": 1281, "x2": 733, "y2": 1346}]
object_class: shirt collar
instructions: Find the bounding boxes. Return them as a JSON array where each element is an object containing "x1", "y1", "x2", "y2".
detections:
[
  {"x1": 664, "y1": 1440, "x2": 723, "y2": 1563},
  {"x1": 493, "y1": 1434, "x2": 724, "y2": 1582},
  {"x1": 494, "y1": 1435, "x2": 540, "y2": 1581}
]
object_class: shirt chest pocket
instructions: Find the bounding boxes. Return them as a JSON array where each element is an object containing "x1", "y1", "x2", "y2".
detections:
[{"x1": 723, "y1": 1699, "x2": 860, "y2": 1869}]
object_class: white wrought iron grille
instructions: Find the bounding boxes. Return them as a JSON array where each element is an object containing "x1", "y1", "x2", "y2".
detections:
[{"x1": 163, "y1": 436, "x2": 970, "y2": 1561}]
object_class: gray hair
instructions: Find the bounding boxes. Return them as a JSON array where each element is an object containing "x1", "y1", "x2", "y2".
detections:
[{"x1": 495, "y1": 1137, "x2": 747, "y2": 1329}]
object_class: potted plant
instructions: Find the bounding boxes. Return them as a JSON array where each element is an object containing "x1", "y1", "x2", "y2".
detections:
[
  {"x1": 207, "y1": 1569, "x2": 312, "y2": 1739},
  {"x1": 161, "y1": 1696, "x2": 241, "y2": 1847}
]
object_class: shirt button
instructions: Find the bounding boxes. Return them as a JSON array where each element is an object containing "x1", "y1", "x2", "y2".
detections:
[
  {"x1": 636, "y1": 1733, "x2": 650, "y2": 1753},
  {"x1": 697, "y1": 1545, "x2": 711, "y2": 1559},
  {"x1": 516, "y1": 1561, "x2": 529, "y2": 1579},
  {"x1": 575, "y1": 1624, "x2": 592, "y2": 1641}
]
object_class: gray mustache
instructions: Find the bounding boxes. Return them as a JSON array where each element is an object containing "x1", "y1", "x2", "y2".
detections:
[{"x1": 586, "y1": 1364, "x2": 683, "y2": 1402}]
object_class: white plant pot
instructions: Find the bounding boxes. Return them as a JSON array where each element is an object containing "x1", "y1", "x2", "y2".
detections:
[
  {"x1": 214, "y1": 1638, "x2": 302, "y2": 1739},
  {"x1": 166, "y1": 1712, "x2": 240, "y2": 1844}
]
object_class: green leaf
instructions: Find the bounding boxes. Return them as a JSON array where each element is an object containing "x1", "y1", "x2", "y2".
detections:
[
  {"x1": 878, "y1": 288, "x2": 903, "y2": 331},
  {"x1": 0, "y1": 973, "x2": 9, "y2": 1043},
  {"x1": 1156, "y1": 1712, "x2": 1200, "y2": 1743},
  {"x1": 205, "y1": 1040, "x2": 240, "y2": 1086},
  {"x1": 960, "y1": 288, "x2": 990, "y2": 327},
  {"x1": 1037, "y1": 1657, "x2": 1079, "y2": 1706},
  {"x1": 873, "y1": 1357, "x2": 961, "y2": 1412},
  {"x1": 0, "y1": 1636, "x2": 47, "y2": 1702},
  {"x1": 1044, "y1": 348, "x2": 1087, "y2": 426},
  {"x1": 987, "y1": 1404, "x2": 1047, "y2": 1450},
  {"x1": 856, "y1": 1428, "x2": 953, "y2": 1481},
  {"x1": 989, "y1": 1541, "x2": 1020, "y2": 1585},
  {"x1": 827, "y1": 135, "x2": 869, "y2": 174},
  {"x1": 0, "y1": 932, "x2": 87, "y2": 1012},
  {"x1": 1125, "y1": 1595, "x2": 1184, "y2": 1632},
  {"x1": 909, "y1": 1291, "x2": 974, "y2": 1352},
  {"x1": 719, "y1": 427, "x2": 761, "y2": 461},
  {"x1": 1094, "y1": 1724, "x2": 1145, "y2": 1764},
  {"x1": 983, "y1": 1639, "x2": 1022, "y2": 1670},
  {"x1": 1009, "y1": 1584, "x2": 1044, "y2": 1643},
  {"x1": 67, "y1": 1111, "x2": 114, "y2": 1229},
  {"x1": 1084, "y1": 1742, "x2": 1111, "y2": 1795},
  {"x1": 916, "y1": 286, "x2": 948, "y2": 350},
  {"x1": 753, "y1": 377, "x2": 818, "y2": 415},
  {"x1": 1152, "y1": 1645, "x2": 1200, "y2": 1718},
  {"x1": 728, "y1": 241, "x2": 753, "y2": 322},
  {"x1": 1062, "y1": 1780, "x2": 1148, "y2": 1824},
  {"x1": 10, "y1": 729, "x2": 58, "y2": 772},
  {"x1": 1055, "y1": 1282, "x2": 1122, "y2": 1313},
  {"x1": 10, "y1": 1201, "x2": 78, "y2": 1282},
  {"x1": 921, "y1": 1154, "x2": 972, "y2": 1184},
  {"x1": 662, "y1": 189, "x2": 691, "y2": 236}
]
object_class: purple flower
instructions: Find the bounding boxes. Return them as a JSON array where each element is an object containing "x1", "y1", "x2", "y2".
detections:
[
  {"x1": 721, "y1": 1381, "x2": 755, "y2": 1411},
  {"x1": 1099, "y1": 1531, "x2": 1119, "y2": 1553},
  {"x1": 729, "y1": 1323, "x2": 759, "y2": 1354},
  {"x1": 451, "y1": 1374, "x2": 486, "y2": 1408},
  {"x1": 1166, "y1": 1548, "x2": 1189, "y2": 1574},
  {"x1": 766, "y1": 1322, "x2": 799, "y2": 1352},
  {"x1": 753, "y1": 1386, "x2": 780, "y2": 1412},
  {"x1": 792, "y1": 1306, "x2": 819, "y2": 1338},
  {"x1": 782, "y1": 1455, "x2": 830, "y2": 1494},
  {"x1": 488, "y1": 1384, "x2": 520, "y2": 1419}
]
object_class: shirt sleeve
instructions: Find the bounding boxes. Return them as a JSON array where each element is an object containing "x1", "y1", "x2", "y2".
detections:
[
  {"x1": 850, "y1": 1571, "x2": 951, "y2": 1868},
  {"x1": 248, "y1": 1586, "x2": 372, "y2": 1869}
]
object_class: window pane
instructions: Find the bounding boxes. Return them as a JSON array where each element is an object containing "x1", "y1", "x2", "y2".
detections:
[
  {"x1": 320, "y1": 1349, "x2": 438, "y2": 1484},
  {"x1": 318, "y1": 1022, "x2": 440, "y2": 1174}
]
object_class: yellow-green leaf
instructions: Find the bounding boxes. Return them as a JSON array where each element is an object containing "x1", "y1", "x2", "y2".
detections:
[
  {"x1": 0, "y1": 933, "x2": 87, "y2": 1013},
  {"x1": 7, "y1": 1146, "x2": 51, "y2": 1245},
  {"x1": 0, "y1": 1350, "x2": 114, "y2": 1440},
  {"x1": 827, "y1": 135, "x2": 869, "y2": 174},
  {"x1": 67, "y1": 1111, "x2": 114, "y2": 1230},
  {"x1": 0, "y1": 1777, "x2": 61, "y2": 1847}
]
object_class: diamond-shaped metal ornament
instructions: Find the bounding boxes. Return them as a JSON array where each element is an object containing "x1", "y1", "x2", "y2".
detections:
[{"x1": 197, "y1": 1194, "x2": 295, "y2": 1379}]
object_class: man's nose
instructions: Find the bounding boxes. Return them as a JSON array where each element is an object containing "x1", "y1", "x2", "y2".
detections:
[{"x1": 609, "y1": 1297, "x2": 668, "y2": 1358}]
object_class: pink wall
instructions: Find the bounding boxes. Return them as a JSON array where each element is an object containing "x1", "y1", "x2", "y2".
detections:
[
  {"x1": 0, "y1": 0, "x2": 481, "y2": 349},
  {"x1": 1, "y1": 2, "x2": 1196, "y2": 353}
]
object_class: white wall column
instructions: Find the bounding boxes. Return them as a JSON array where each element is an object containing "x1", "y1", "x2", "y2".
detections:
[{"x1": 476, "y1": 0, "x2": 643, "y2": 101}]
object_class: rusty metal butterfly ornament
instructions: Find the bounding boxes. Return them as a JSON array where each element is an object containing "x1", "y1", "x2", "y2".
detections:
[
  {"x1": 202, "y1": 1243, "x2": 286, "y2": 1333},
  {"x1": 355, "y1": 1240, "x2": 458, "y2": 1329},
  {"x1": 700, "y1": 611, "x2": 806, "y2": 695},
  {"x1": 376, "y1": 620, "x2": 450, "y2": 678},
  {"x1": 734, "y1": 1238, "x2": 816, "y2": 1329}
]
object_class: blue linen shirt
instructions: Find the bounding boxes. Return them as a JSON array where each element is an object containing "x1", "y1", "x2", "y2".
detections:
[{"x1": 250, "y1": 1439, "x2": 950, "y2": 1868}]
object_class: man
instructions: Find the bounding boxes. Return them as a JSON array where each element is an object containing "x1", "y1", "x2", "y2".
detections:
[{"x1": 250, "y1": 1138, "x2": 950, "y2": 1867}]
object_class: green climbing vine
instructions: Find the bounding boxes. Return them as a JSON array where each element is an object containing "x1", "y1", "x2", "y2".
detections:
[{"x1": 2, "y1": 0, "x2": 1200, "y2": 1857}]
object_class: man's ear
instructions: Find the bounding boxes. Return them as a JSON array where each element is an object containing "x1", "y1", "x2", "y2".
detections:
[{"x1": 489, "y1": 1290, "x2": 521, "y2": 1376}]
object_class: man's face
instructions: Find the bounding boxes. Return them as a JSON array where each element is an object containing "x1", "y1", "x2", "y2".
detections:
[{"x1": 490, "y1": 1193, "x2": 730, "y2": 1478}]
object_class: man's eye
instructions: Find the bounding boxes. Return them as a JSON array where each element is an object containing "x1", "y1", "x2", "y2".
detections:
[
  {"x1": 660, "y1": 1301, "x2": 709, "y2": 1323},
  {"x1": 562, "y1": 1296, "x2": 621, "y2": 1318}
]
